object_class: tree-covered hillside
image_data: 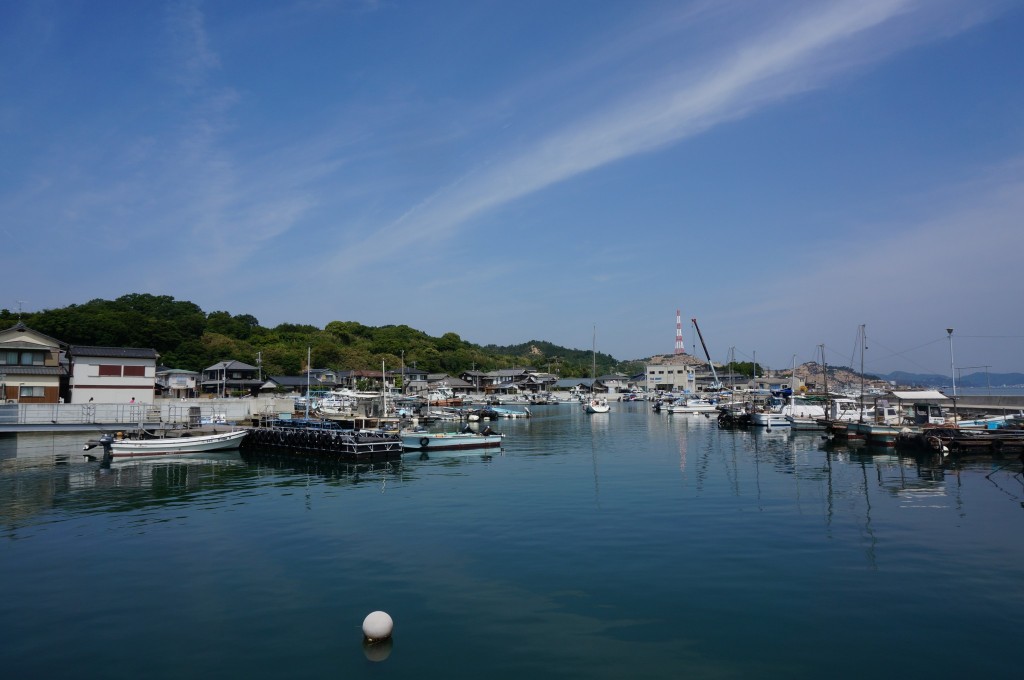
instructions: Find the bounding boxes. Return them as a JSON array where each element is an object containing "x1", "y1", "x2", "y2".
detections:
[{"x1": 0, "y1": 294, "x2": 635, "y2": 378}]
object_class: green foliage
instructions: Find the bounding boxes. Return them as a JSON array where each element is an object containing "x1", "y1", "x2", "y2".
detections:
[
  {"x1": 726, "y1": 361, "x2": 763, "y2": 377},
  {"x1": 14, "y1": 294, "x2": 637, "y2": 377}
]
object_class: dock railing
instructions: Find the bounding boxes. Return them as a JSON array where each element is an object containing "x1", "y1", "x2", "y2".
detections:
[{"x1": 0, "y1": 396, "x2": 298, "y2": 431}]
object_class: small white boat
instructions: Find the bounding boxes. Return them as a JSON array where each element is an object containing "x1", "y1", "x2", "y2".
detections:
[
  {"x1": 753, "y1": 396, "x2": 826, "y2": 428},
  {"x1": 583, "y1": 325, "x2": 610, "y2": 415},
  {"x1": 666, "y1": 398, "x2": 718, "y2": 414},
  {"x1": 751, "y1": 411, "x2": 789, "y2": 428},
  {"x1": 84, "y1": 430, "x2": 248, "y2": 459},
  {"x1": 400, "y1": 429, "x2": 504, "y2": 451}
]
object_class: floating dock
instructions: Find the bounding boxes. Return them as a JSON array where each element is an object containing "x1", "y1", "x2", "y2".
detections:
[
  {"x1": 240, "y1": 419, "x2": 403, "y2": 462},
  {"x1": 897, "y1": 427, "x2": 1024, "y2": 457}
]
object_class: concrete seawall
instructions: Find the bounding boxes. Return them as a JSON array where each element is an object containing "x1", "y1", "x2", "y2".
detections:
[{"x1": 953, "y1": 395, "x2": 1024, "y2": 413}]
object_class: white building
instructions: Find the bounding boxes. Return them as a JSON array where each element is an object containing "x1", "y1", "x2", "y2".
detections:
[
  {"x1": 645, "y1": 362, "x2": 697, "y2": 393},
  {"x1": 70, "y1": 346, "x2": 159, "y2": 404},
  {"x1": 157, "y1": 368, "x2": 199, "y2": 399}
]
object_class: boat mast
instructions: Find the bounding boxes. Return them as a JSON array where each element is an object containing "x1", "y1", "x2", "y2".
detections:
[
  {"x1": 820, "y1": 344, "x2": 830, "y2": 422},
  {"x1": 858, "y1": 325, "x2": 866, "y2": 423}
]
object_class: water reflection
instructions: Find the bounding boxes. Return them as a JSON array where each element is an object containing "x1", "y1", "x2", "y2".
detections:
[{"x1": 3, "y1": 406, "x2": 1023, "y2": 679}]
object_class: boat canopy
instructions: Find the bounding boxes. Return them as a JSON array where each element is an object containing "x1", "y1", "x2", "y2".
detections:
[{"x1": 889, "y1": 390, "x2": 949, "y2": 401}]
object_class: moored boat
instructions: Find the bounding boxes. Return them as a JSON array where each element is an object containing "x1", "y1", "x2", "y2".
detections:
[
  {"x1": 666, "y1": 397, "x2": 718, "y2": 414},
  {"x1": 400, "y1": 427, "x2": 504, "y2": 451},
  {"x1": 786, "y1": 414, "x2": 827, "y2": 430},
  {"x1": 84, "y1": 429, "x2": 248, "y2": 459}
]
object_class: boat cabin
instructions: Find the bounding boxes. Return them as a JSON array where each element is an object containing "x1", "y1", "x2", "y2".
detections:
[{"x1": 912, "y1": 402, "x2": 945, "y2": 425}]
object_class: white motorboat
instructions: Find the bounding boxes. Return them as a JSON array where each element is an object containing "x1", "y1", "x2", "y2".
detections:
[
  {"x1": 584, "y1": 398, "x2": 610, "y2": 414},
  {"x1": 751, "y1": 411, "x2": 789, "y2": 427},
  {"x1": 752, "y1": 396, "x2": 825, "y2": 428},
  {"x1": 666, "y1": 397, "x2": 719, "y2": 414},
  {"x1": 84, "y1": 430, "x2": 248, "y2": 459}
]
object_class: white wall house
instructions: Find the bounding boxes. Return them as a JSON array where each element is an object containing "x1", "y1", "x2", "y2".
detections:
[
  {"x1": 157, "y1": 368, "x2": 199, "y2": 399},
  {"x1": 70, "y1": 346, "x2": 159, "y2": 404}
]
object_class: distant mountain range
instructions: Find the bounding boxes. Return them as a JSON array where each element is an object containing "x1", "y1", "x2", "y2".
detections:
[{"x1": 880, "y1": 371, "x2": 1024, "y2": 388}]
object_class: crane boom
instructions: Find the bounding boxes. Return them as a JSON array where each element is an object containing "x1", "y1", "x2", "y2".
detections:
[{"x1": 691, "y1": 318, "x2": 722, "y2": 389}]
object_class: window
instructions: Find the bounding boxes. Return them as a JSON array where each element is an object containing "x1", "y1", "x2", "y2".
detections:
[
  {"x1": 98, "y1": 365, "x2": 122, "y2": 377},
  {"x1": 8, "y1": 351, "x2": 44, "y2": 366},
  {"x1": 124, "y1": 366, "x2": 145, "y2": 377},
  {"x1": 20, "y1": 386, "x2": 44, "y2": 397}
]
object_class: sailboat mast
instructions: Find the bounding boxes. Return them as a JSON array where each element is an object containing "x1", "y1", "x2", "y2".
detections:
[
  {"x1": 820, "y1": 344, "x2": 830, "y2": 422},
  {"x1": 859, "y1": 325, "x2": 866, "y2": 423}
]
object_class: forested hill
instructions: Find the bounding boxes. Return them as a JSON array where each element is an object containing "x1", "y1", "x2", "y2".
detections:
[
  {"x1": 482, "y1": 340, "x2": 620, "y2": 376},
  {"x1": 1, "y1": 294, "x2": 635, "y2": 378}
]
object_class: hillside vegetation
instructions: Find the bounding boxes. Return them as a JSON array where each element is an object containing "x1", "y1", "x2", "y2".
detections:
[{"x1": 1, "y1": 294, "x2": 641, "y2": 378}]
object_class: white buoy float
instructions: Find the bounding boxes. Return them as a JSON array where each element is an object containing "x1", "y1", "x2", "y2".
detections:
[{"x1": 362, "y1": 610, "x2": 394, "y2": 643}]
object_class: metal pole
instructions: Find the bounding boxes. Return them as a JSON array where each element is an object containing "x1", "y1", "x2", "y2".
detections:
[{"x1": 946, "y1": 328, "x2": 957, "y2": 425}]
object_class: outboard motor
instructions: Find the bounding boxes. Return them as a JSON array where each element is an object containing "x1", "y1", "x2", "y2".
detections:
[{"x1": 83, "y1": 433, "x2": 115, "y2": 466}]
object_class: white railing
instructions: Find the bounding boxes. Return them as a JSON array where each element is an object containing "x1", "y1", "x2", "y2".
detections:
[{"x1": 0, "y1": 396, "x2": 298, "y2": 428}]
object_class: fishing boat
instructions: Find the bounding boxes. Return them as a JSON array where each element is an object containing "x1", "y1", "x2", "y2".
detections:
[
  {"x1": 400, "y1": 427, "x2": 504, "y2": 451},
  {"x1": 426, "y1": 384, "x2": 464, "y2": 407},
  {"x1": 84, "y1": 430, "x2": 248, "y2": 459},
  {"x1": 786, "y1": 414, "x2": 827, "y2": 430}
]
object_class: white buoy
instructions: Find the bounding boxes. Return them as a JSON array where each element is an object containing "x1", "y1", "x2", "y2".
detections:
[{"x1": 362, "y1": 610, "x2": 394, "y2": 642}]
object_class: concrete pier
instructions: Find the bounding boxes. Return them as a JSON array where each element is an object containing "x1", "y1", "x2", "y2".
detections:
[{"x1": 952, "y1": 395, "x2": 1024, "y2": 413}]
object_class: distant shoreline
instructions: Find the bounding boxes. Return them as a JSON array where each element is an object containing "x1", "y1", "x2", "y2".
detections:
[{"x1": 936, "y1": 386, "x2": 1024, "y2": 397}]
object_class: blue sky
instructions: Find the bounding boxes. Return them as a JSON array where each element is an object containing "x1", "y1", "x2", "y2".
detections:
[{"x1": 3, "y1": 0, "x2": 1023, "y2": 376}]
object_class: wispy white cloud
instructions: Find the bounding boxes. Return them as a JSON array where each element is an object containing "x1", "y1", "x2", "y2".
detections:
[
  {"x1": 164, "y1": 0, "x2": 221, "y2": 90},
  {"x1": 323, "y1": 0, "x2": 991, "y2": 273}
]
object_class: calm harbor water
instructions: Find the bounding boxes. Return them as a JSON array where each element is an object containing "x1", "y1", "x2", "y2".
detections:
[{"x1": 2, "y1": 404, "x2": 1022, "y2": 679}]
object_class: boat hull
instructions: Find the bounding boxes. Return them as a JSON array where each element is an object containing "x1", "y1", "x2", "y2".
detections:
[
  {"x1": 400, "y1": 432, "x2": 504, "y2": 451},
  {"x1": 750, "y1": 413, "x2": 789, "y2": 427},
  {"x1": 667, "y1": 402, "x2": 718, "y2": 414},
  {"x1": 108, "y1": 430, "x2": 248, "y2": 458},
  {"x1": 786, "y1": 416, "x2": 826, "y2": 430}
]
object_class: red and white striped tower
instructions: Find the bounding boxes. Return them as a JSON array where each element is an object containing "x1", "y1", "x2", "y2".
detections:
[{"x1": 674, "y1": 309, "x2": 685, "y2": 354}]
